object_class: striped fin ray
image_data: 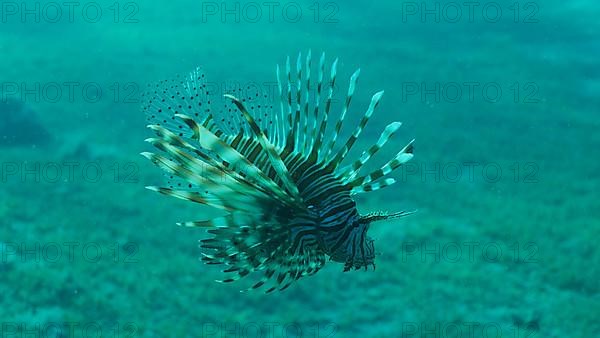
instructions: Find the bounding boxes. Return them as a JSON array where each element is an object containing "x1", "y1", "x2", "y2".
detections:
[
  {"x1": 338, "y1": 121, "x2": 403, "y2": 181},
  {"x1": 224, "y1": 94, "x2": 303, "y2": 203},
  {"x1": 245, "y1": 249, "x2": 326, "y2": 293},
  {"x1": 243, "y1": 251, "x2": 325, "y2": 293},
  {"x1": 175, "y1": 115, "x2": 296, "y2": 206},
  {"x1": 359, "y1": 210, "x2": 417, "y2": 223},
  {"x1": 147, "y1": 123, "x2": 225, "y2": 173},
  {"x1": 178, "y1": 213, "x2": 254, "y2": 228},
  {"x1": 146, "y1": 123, "x2": 272, "y2": 199},
  {"x1": 311, "y1": 57, "x2": 338, "y2": 161},
  {"x1": 165, "y1": 116, "x2": 300, "y2": 208},
  {"x1": 293, "y1": 52, "x2": 303, "y2": 152},
  {"x1": 216, "y1": 82, "x2": 275, "y2": 137},
  {"x1": 141, "y1": 152, "x2": 264, "y2": 213},
  {"x1": 222, "y1": 222, "x2": 327, "y2": 293},
  {"x1": 142, "y1": 141, "x2": 227, "y2": 189},
  {"x1": 201, "y1": 223, "x2": 301, "y2": 289},
  {"x1": 309, "y1": 52, "x2": 326, "y2": 155},
  {"x1": 276, "y1": 64, "x2": 287, "y2": 148},
  {"x1": 284, "y1": 56, "x2": 294, "y2": 150},
  {"x1": 152, "y1": 187, "x2": 264, "y2": 214},
  {"x1": 272, "y1": 114, "x2": 280, "y2": 147},
  {"x1": 347, "y1": 139, "x2": 415, "y2": 187},
  {"x1": 328, "y1": 90, "x2": 385, "y2": 169},
  {"x1": 324, "y1": 68, "x2": 360, "y2": 161},
  {"x1": 301, "y1": 50, "x2": 312, "y2": 153},
  {"x1": 144, "y1": 137, "x2": 268, "y2": 200},
  {"x1": 351, "y1": 178, "x2": 396, "y2": 194},
  {"x1": 145, "y1": 186, "x2": 236, "y2": 212}
]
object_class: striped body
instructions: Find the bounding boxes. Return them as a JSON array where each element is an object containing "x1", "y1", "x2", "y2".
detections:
[{"x1": 141, "y1": 51, "x2": 415, "y2": 292}]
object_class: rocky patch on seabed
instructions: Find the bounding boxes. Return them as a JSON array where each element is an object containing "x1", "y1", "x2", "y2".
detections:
[{"x1": 0, "y1": 99, "x2": 51, "y2": 147}]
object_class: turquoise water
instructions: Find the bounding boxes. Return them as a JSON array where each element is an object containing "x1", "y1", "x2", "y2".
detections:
[{"x1": 1, "y1": 0, "x2": 598, "y2": 337}]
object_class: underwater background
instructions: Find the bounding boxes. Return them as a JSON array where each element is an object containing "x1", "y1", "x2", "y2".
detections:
[{"x1": 1, "y1": 0, "x2": 598, "y2": 337}]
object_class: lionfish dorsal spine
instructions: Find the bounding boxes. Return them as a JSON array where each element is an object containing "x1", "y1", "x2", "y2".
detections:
[
  {"x1": 185, "y1": 115, "x2": 296, "y2": 206},
  {"x1": 323, "y1": 68, "x2": 360, "y2": 163},
  {"x1": 347, "y1": 139, "x2": 415, "y2": 188},
  {"x1": 293, "y1": 52, "x2": 303, "y2": 153},
  {"x1": 339, "y1": 121, "x2": 403, "y2": 182},
  {"x1": 284, "y1": 56, "x2": 293, "y2": 145},
  {"x1": 327, "y1": 90, "x2": 385, "y2": 171},
  {"x1": 309, "y1": 52, "x2": 326, "y2": 156},
  {"x1": 314, "y1": 57, "x2": 338, "y2": 162},
  {"x1": 301, "y1": 50, "x2": 312, "y2": 154},
  {"x1": 225, "y1": 94, "x2": 302, "y2": 203}
]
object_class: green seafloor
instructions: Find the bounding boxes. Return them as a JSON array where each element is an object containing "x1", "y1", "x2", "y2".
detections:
[{"x1": 0, "y1": 0, "x2": 598, "y2": 337}]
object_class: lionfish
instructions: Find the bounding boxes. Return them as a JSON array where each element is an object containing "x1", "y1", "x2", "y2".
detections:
[{"x1": 141, "y1": 51, "x2": 415, "y2": 293}]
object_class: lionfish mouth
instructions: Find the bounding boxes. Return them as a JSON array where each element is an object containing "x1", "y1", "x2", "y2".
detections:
[{"x1": 141, "y1": 51, "x2": 415, "y2": 293}]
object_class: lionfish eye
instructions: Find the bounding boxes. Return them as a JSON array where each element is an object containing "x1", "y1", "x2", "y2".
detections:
[{"x1": 141, "y1": 51, "x2": 415, "y2": 293}]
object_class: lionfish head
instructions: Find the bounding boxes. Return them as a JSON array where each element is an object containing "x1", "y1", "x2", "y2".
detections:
[
  {"x1": 326, "y1": 213, "x2": 376, "y2": 271},
  {"x1": 324, "y1": 207, "x2": 417, "y2": 271},
  {"x1": 141, "y1": 50, "x2": 416, "y2": 292}
]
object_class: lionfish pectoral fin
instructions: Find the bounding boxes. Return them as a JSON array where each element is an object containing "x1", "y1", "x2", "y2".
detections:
[
  {"x1": 360, "y1": 210, "x2": 417, "y2": 224},
  {"x1": 224, "y1": 94, "x2": 304, "y2": 205}
]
